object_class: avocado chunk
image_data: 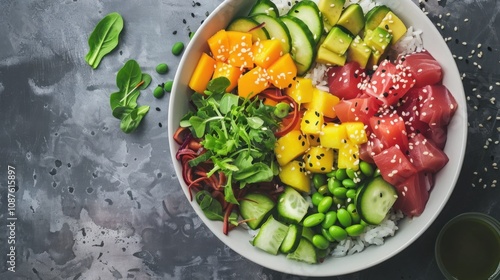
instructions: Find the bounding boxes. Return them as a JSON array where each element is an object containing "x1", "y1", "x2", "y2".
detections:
[
  {"x1": 347, "y1": 35, "x2": 372, "y2": 69},
  {"x1": 322, "y1": 26, "x2": 353, "y2": 55},
  {"x1": 364, "y1": 26, "x2": 392, "y2": 54},
  {"x1": 364, "y1": 5, "x2": 391, "y2": 33},
  {"x1": 318, "y1": 0, "x2": 345, "y2": 32},
  {"x1": 337, "y1": 4, "x2": 365, "y2": 36},
  {"x1": 378, "y1": 11, "x2": 407, "y2": 44},
  {"x1": 317, "y1": 46, "x2": 347, "y2": 66}
]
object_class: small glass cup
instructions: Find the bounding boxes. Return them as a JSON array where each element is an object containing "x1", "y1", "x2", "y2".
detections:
[{"x1": 435, "y1": 212, "x2": 500, "y2": 280}]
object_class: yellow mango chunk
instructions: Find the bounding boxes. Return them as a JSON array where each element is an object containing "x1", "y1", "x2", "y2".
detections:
[
  {"x1": 344, "y1": 122, "x2": 368, "y2": 145},
  {"x1": 305, "y1": 88, "x2": 340, "y2": 119},
  {"x1": 306, "y1": 134, "x2": 321, "y2": 147},
  {"x1": 188, "y1": 53, "x2": 216, "y2": 93},
  {"x1": 320, "y1": 123, "x2": 348, "y2": 149},
  {"x1": 274, "y1": 130, "x2": 310, "y2": 166},
  {"x1": 285, "y1": 77, "x2": 314, "y2": 104},
  {"x1": 212, "y1": 61, "x2": 243, "y2": 92},
  {"x1": 266, "y1": 53, "x2": 297, "y2": 89},
  {"x1": 252, "y1": 39, "x2": 283, "y2": 69},
  {"x1": 227, "y1": 31, "x2": 254, "y2": 69},
  {"x1": 279, "y1": 160, "x2": 311, "y2": 193},
  {"x1": 237, "y1": 66, "x2": 269, "y2": 99},
  {"x1": 207, "y1": 29, "x2": 230, "y2": 62},
  {"x1": 300, "y1": 110, "x2": 324, "y2": 135},
  {"x1": 303, "y1": 146, "x2": 335, "y2": 174},
  {"x1": 338, "y1": 140, "x2": 360, "y2": 171}
]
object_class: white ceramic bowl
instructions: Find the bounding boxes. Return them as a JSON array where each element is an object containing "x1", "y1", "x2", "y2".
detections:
[{"x1": 168, "y1": 0, "x2": 467, "y2": 276}]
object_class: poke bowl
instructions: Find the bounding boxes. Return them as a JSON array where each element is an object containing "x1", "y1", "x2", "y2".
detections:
[{"x1": 168, "y1": 0, "x2": 467, "y2": 276}]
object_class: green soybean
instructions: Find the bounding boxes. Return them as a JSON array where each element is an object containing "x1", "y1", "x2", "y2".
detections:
[
  {"x1": 333, "y1": 197, "x2": 345, "y2": 208},
  {"x1": 321, "y1": 211, "x2": 337, "y2": 229},
  {"x1": 337, "y1": 208, "x2": 352, "y2": 228},
  {"x1": 155, "y1": 63, "x2": 169, "y2": 74},
  {"x1": 326, "y1": 170, "x2": 337, "y2": 178},
  {"x1": 346, "y1": 168, "x2": 356, "y2": 179},
  {"x1": 321, "y1": 228, "x2": 335, "y2": 242},
  {"x1": 312, "y1": 192, "x2": 324, "y2": 206},
  {"x1": 336, "y1": 169, "x2": 347, "y2": 180},
  {"x1": 332, "y1": 187, "x2": 348, "y2": 199},
  {"x1": 342, "y1": 178, "x2": 357, "y2": 189},
  {"x1": 359, "y1": 161, "x2": 374, "y2": 177},
  {"x1": 303, "y1": 213, "x2": 325, "y2": 227},
  {"x1": 313, "y1": 174, "x2": 327, "y2": 189},
  {"x1": 312, "y1": 234, "x2": 329, "y2": 250},
  {"x1": 328, "y1": 178, "x2": 342, "y2": 194},
  {"x1": 172, "y1": 41, "x2": 185, "y2": 56},
  {"x1": 346, "y1": 224, "x2": 365, "y2": 237},
  {"x1": 346, "y1": 189, "x2": 357, "y2": 200},
  {"x1": 317, "y1": 185, "x2": 330, "y2": 195},
  {"x1": 329, "y1": 225, "x2": 348, "y2": 241},
  {"x1": 318, "y1": 196, "x2": 333, "y2": 213},
  {"x1": 163, "y1": 80, "x2": 174, "y2": 92},
  {"x1": 153, "y1": 85, "x2": 165, "y2": 98},
  {"x1": 347, "y1": 203, "x2": 361, "y2": 224}
]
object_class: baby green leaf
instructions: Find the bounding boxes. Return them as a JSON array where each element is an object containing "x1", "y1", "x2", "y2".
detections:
[
  {"x1": 247, "y1": 117, "x2": 264, "y2": 129},
  {"x1": 189, "y1": 116, "x2": 206, "y2": 138},
  {"x1": 139, "y1": 73, "x2": 152, "y2": 90},
  {"x1": 85, "y1": 12, "x2": 124, "y2": 69},
  {"x1": 120, "y1": 105, "x2": 150, "y2": 133},
  {"x1": 195, "y1": 191, "x2": 224, "y2": 221},
  {"x1": 220, "y1": 93, "x2": 239, "y2": 114},
  {"x1": 207, "y1": 77, "x2": 230, "y2": 95}
]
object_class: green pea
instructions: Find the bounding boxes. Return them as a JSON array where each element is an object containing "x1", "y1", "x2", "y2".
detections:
[
  {"x1": 321, "y1": 211, "x2": 337, "y2": 229},
  {"x1": 274, "y1": 102, "x2": 290, "y2": 118},
  {"x1": 318, "y1": 196, "x2": 333, "y2": 213},
  {"x1": 303, "y1": 213, "x2": 325, "y2": 227},
  {"x1": 172, "y1": 41, "x2": 185, "y2": 56},
  {"x1": 153, "y1": 85, "x2": 165, "y2": 98},
  {"x1": 321, "y1": 228, "x2": 335, "y2": 242},
  {"x1": 342, "y1": 178, "x2": 357, "y2": 189},
  {"x1": 317, "y1": 185, "x2": 330, "y2": 195},
  {"x1": 347, "y1": 203, "x2": 361, "y2": 224},
  {"x1": 312, "y1": 234, "x2": 329, "y2": 250},
  {"x1": 337, "y1": 208, "x2": 352, "y2": 228},
  {"x1": 327, "y1": 178, "x2": 342, "y2": 194},
  {"x1": 359, "y1": 161, "x2": 374, "y2": 177},
  {"x1": 313, "y1": 173, "x2": 327, "y2": 189},
  {"x1": 326, "y1": 170, "x2": 337, "y2": 178},
  {"x1": 328, "y1": 225, "x2": 348, "y2": 241},
  {"x1": 311, "y1": 192, "x2": 324, "y2": 206},
  {"x1": 346, "y1": 224, "x2": 365, "y2": 237},
  {"x1": 163, "y1": 80, "x2": 174, "y2": 92},
  {"x1": 332, "y1": 187, "x2": 348, "y2": 199},
  {"x1": 336, "y1": 169, "x2": 347, "y2": 180},
  {"x1": 346, "y1": 189, "x2": 357, "y2": 200},
  {"x1": 155, "y1": 63, "x2": 169, "y2": 74}
]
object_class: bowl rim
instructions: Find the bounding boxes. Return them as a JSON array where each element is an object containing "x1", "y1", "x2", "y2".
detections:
[{"x1": 168, "y1": 0, "x2": 468, "y2": 276}]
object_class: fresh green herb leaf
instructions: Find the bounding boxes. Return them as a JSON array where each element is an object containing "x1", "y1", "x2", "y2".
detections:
[
  {"x1": 120, "y1": 105, "x2": 150, "y2": 133},
  {"x1": 247, "y1": 116, "x2": 264, "y2": 129},
  {"x1": 139, "y1": 73, "x2": 152, "y2": 90},
  {"x1": 195, "y1": 191, "x2": 224, "y2": 221},
  {"x1": 85, "y1": 12, "x2": 124, "y2": 69},
  {"x1": 207, "y1": 77, "x2": 231, "y2": 95},
  {"x1": 220, "y1": 93, "x2": 239, "y2": 114}
]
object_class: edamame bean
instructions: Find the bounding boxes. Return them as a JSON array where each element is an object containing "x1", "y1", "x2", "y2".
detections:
[
  {"x1": 336, "y1": 169, "x2": 347, "y2": 180},
  {"x1": 317, "y1": 185, "x2": 330, "y2": 195},
  {"x1": 332, "y1": 186, "x2": 348, "y2": 199},
  {"x1": 313, "y1": 174, "x2": 327, "y2": 189},
  {"x1": 346, "y1": 189, "x2": 357, "y2": 200},
  {"x1": 318, "y1": 196, "x2": 333, "y2": 213},
  {"x1": 346, "y1": 224, "x2": 365, "y2": 237},
  {"x1": 321, "y1": 211, "x2": 337, "y2": 229},
  {"x1": 328, "y1": 225, "x2": 348, "y2": 241},
  {"x1": 153, "y1": 85, "x2": 165, "y2": 98},
  {"x1": 342, "y1": 178, "x2": 357, "y2": 189},
  {"x1": 311, "y1": 192, "x2": 324, "y2": 206},
  {"x1": 337, "y1": 208, "x2": 352, "y2": 228},
  {"x1": 303, "y1": 213, "x2": 325, "y2": 227},
  {"x1": 163, "y1": 80, "x2": 174, "y2": 92},
  {"x1": 155, "y1": 63, "x2": 169, "y2": 74},
  {"x1": 346, "y1": 168, "x2": 356, "y2": 179},
  {"x1": 326, "y1": 170, "x2": 337, "y2": 178},
  {"x1": 327, "y1": 178, "x2": 342, "y2": 194},
  {"x1": 172, "y1": 41, "x2": 185, "y2": 56},
  {"x1": 359, "y1": 161, "x2": 374, "y2": 177},
  {"x1": 333, "y1": 197, "x2": 345, "y2": 208},
  {"x1": 321, "y1": 228, "x2": 335, "y2": 242},
  {"x1": 312, "y1": 234, "x2": 329, "y2": 250},
  {"x1": 347, "y1": 203, "x2": 361, "y2": 224}
]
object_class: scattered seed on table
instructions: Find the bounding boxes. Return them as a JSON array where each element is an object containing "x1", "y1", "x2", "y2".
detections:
[
  {"x1": 153, "y1": 85, "x2": 165, "y2": 98},
  {"x1": 172, "y1": 42, "x2": 185, "y2": 55},
  {"x1": 164, "y1": 80, "x2": 174, "y2": 92},
  {"x1": 156, "y1": 63, "x2": 169, "y2": 74}
]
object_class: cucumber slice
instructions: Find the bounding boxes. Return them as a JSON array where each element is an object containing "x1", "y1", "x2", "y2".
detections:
[
  {"x1": 252, "y1": 215, "x2": 289, "y2": 255},
  {"x1": 227, "y1": 17, "x2": 270, "y2": 42},
  {"x1": 286, "y1": 238, "x2": 317, "y2": 264},
  {"x1": 240, "y1": 192, "x2": 276, "y2": 230},
  {"x1": 355, "y1": 176, "x2": 398, "y2": 225},
  {"x1": 280, "y1": 16, "x2": 316, "y2": 76},
  {"x1": 287, "y1": 0, "x2": 323, "y2": 44},
  {"x1": 249, "y1": 0, "x2": 280, "y2": 18},
  {"x1": 277, "y1": 186, "x2": 309, "y2": 224},
  {"x1": 280, "y1": 224, "x2": 303, "y2": 253},
  {"x1": 364, "y1": 5, "x2": 391, "y2": 33},
  {"x1": 252, "y1": 14, "x2": 292, "y2": 54}
]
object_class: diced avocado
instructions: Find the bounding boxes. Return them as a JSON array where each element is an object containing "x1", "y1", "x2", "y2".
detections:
[
  {"x1": 322, "y1": 26, "x2": 353, "y2": 55},
  {"x1": 347, "y1": 35, "x2": 372, "y2": 69},
  {"x1": 378, "y1": 11, "x2": 407, "y2": 44},
  {"x1": 364, "y1": 5, "x2": 391, "y2": 33},
  {"x1": 336, "y1": 3, "x2": 365, "y2": 36},
  {"x1": 364, "y1": 26, "x2": 392, "y2": 54},
  {"x1": 318, "y1": 0, "x2": 345, "y2": 32},
  {"x1": 317, "y1": 46, "x2": 347, "y2": 66},
  {"x1": 367, "y1": 49, "x2": 384, "y2": 70}
]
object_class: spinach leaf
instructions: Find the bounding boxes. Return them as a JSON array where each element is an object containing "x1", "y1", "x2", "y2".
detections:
[
  {"x1": 120, "y1": 105, "x2": 150, "y2": 134},
  {"x1": 195, "y1": 191, "x2": 224, "y2": 221},
  {"x1": 139, "y1": 73, "x2": 152, "y2": 90},
  {"x1": 85, "y1": 12, "x2": 124, "y2": 69}
]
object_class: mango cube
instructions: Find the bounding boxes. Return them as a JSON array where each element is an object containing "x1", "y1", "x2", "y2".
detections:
[
  {"x1": 212, "y1": 61, "x2": 243, "y2": 92},
  {"x1": 274, "y1": 130, "x2": 310, "y2": 166},
  {"x1": 285, "y1": 77, "x2": 314, "y2": 104},
  {"x1": 305, "y1": 88, "x2": 340, "y2": 119},
  {"x1": 300, "y1": 110, "x2": 324, "y2": 135},
  {"x1": 279, "y1": 160, "x2": 311, "y2": 193},
  {"x1": 266, "y1": 53, "x2": 297, "y2": 89},
  {"x1": 303, "y1": 146, "x2": 335, "y2": 173},
  {"x1": 188, "y1": 53, "x2": 216, "y2": 93},
  {"x1": 344, "y1": 122, "x2": 368, "y2": 145},
  {"x1": 252, "y1": 39, "x2": 283, "y2": 69},
  {"x1": 237, "y1": 66, "x2": 269, "y2": 99},
  {"x1": 207, "y1": 29, "x2": 230, "y2": 62},
  {"x1": 227, "y1": 31, "x2": 254, "y2": 68},
  {"x1": 338, "y1": 140, "x2": 360, "y2": 171},
  {"x1": 320, "y1": 123, "x2": 348, "y2": 149}
]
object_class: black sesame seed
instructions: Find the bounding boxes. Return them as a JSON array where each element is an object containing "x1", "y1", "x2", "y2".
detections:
[
  {"x1": 305, "y1": 120, "x2": 310, "y2": 124},
  {"x1": 321, "y1": 167, "x2": 326, "y2": 171},
  {"x1": 487, "y1": 46, "x2": 492, "y2": 51},
  {"x1": 182, "y1": 19, "x2": 187, "y2": 24}
]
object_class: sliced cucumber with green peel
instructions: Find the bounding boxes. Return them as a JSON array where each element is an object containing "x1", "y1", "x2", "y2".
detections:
[
  {"x1": 277, "y1": 186, "x2": 309, "y2": 224},
  {"x1": 252, "y1": 215, "x2": 289, "y2": 255},
  {"x1": 280, "y1": 15, "x2": 316, "y2": 76},
  {"x1": 252, "y1": 14, "x2": 292, "y2": 53},
  {"x1": 240, "y1": 192, "x2": 276, "y2": 230},
  {"x1": 287, "y1": 0, "x2": 323, "y2": 44},
  {"x1": 227, "y1": 17, "x2": 270, "y2": 42},
  {"x1": 280, "y1": 224, "x2": 303, "y2": 254},
  {"x1": 355, "y1": 176, "x2": 398, "y2": 225},
  {"x1": 364, "y1": 5, "x2": 391, "y2": 33},
  {"x1": 249, "y1": 0, "x2": 280, "y2": 18},
  {"x1": 286, "y1": 237, "x2": 317, "y2": 264}
]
